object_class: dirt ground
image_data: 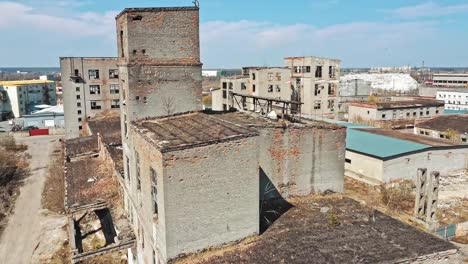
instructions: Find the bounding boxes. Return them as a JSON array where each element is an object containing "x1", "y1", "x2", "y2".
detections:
[{"x1": 0, "y1": 135, "x2": 68, "y2": 264}]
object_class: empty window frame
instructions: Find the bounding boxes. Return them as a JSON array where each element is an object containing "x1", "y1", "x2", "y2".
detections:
[
  {"x1": 222, "y1": 82, "x2": 227, "y2": 89},
  {"x1": 329, "y1": 66, "x2": 336, "y2": 78},
  {"x1": 76, "y1": 87, "x2": 80, "y2": 92},
  {"x1": 110, "y1": 84, "x2": 119, "y2": 94},
  {"x1": 111, "y1": 99, "x2": 120, "y2": 109},
  {"x1": 253, "y1": 85, "x2": 256, "y2": 93},
  {"x1": 303, "y1": 66, "x2": 311, "y2": 73},
  {"x1": 136, "y1": 152, "x2": 141, "y2": 191},
  {"x1": 88, "y1": 69, "x2": 100, "y2": 80},
  {"x1": 314, "y1": 100, "x2": 322, "y2": 110},
  {"x1": 150, "y1": 167, "x2": 158, "y2": 215},
  {"x1": 90, "y1": 100, "x2": 102, "y2": 110},
  {"x1": 314, "y1": 84, "x2": 321, "y2": 96},
  {"x1": 276, "y1": 85, "x2": 281, "y2": 92},
  {"x1": 268, "y1": 72, "x2": 274, "y2": 81},
  {"x1": 268, "y1": 85, "x2": 273, "y2": 93},
  {"x1": 276, "y1": 73, "x2": 282, "y2": 81},
  {"x1": 222, "y1": 90, "x2": 227, "y2": 99},
  {"x1": 327, "y1": 99, "x2": 335, "y2": 110},
  {"x1": 77, "y1": 110, "x2": 82, "y2": 115},
  {"x1": 241, "y1": 83, "x2": 247, "y2": 90},
  {"x1": 89, "y1": 85, "x2": 101, "y2": 95},
  {"x1": 109, "y1": 69, "x2": 119, "y2": 79},
  {"x1": 315, "y1": 66, "x2": 323, "y2": 78},
  {"x1": 328, "y1": 83, "x2": 336, "y2": 96},
  {"x1": 228, "y1": 82, "x2": 234, "y2": 90}
]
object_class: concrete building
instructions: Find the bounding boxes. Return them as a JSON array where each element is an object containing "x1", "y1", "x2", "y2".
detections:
[
  {"x1": 337, "y1": 78, "x2": 372, "y2": 118},
  {"x1": 436, "y1": 89, "x2": 468, "y2": 111},
  {"x1": 345, "y1": 128, "x2": 468, "y2": 185},
  {"x1": 213, "y1": 67, "x2": 292, "y2": 113},
  {"x1": 415, "y1": 115, "x2": 468, "y2": 144},
  {"x1": 60, "y1": 57, "x2": 120, "y2": 139},
  {"x1": 433, "y1": 73, "x2": 468, "y2": 88},
  {"x1": 20, "y1": 104, "x2": 64, "y2": 129},
  {"x1": 0, "y1": 80, "x2": 57, "y2": 118},
  {"x1": 285, "y1": 56, "x2": 341, "y2": 117},
  {"x1": 348, "y1": 100, "x2": 445, "y2": 128},
  {"x1": 115, "y1": 6, "x2": 346, "y2": 264}
]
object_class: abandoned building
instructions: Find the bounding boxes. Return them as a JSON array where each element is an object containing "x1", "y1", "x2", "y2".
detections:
[
  {"x1": 0, "y1": 80, "x2": 57, "y2": 118},
  {"x1": 212, "y1": 57, "x2": 341, "y2": 118},
  {"x1": 345, "y1": 128, "x2": 468, "y2": 185},
  {"x1": 113, "y1": 5, "x2": 347, "y2": 264},
  {"x1": 415, "y1": 114, "x2": 468, "y2": 144},
  {"x1": 60, "y1": 57, "x2": 120, "y2": 139},
  {"x1": 348, "y1": 99, "x2": 445, "y2": 128}
]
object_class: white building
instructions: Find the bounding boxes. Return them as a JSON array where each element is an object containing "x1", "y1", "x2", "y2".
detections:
[
  {"x1": 345, "y1": 128, "x2": 468, "y2": 185},
  {"x1": 433, "y1": 73, "x2": 468, "y2": 87},
  {"x1": 436, "y1": 89, "x2": 468, "y2": 111},
  {"x1": 0, "y1": 80, "x2": 57, "y2": 118},
  {"x1": 202, "y1": 70, "x2": 218, "y2": 77}
]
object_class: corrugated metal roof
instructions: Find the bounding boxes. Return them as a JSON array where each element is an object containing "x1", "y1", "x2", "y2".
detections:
[{"x1": 347, "y1": 128, "x2": 430, "y2": 158}]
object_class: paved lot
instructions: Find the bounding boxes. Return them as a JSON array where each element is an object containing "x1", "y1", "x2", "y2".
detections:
[{"x1": 0, "y1": 135, "x2": 62, "y2": 264}]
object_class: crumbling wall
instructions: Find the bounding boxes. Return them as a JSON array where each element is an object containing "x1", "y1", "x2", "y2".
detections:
[
  {"x1": 259, "y1": 125, "x2": 346, "y2": 197},
  {"x1": 162, "y1": 136, "x2": 259, "y2": 261}
]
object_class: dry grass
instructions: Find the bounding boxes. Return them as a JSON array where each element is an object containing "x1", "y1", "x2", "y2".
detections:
[
  {"x1": 437, "y1": 199, "x2": 468, "y2": 226},
  {"x1": 48, "y1": 240, "x2": 71, "y2": 264},
  {"x1": 42, "y1": 142, "x2": 65, "y2": 214}
]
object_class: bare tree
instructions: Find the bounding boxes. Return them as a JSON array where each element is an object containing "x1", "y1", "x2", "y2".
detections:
[{"x1": 162, "y1": 96, "x2": 176, "y2": 116}]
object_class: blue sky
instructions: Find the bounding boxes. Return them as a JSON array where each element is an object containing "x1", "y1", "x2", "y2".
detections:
[{"x1": 0, "y1": 0, "x2": 467, "y2": 68}]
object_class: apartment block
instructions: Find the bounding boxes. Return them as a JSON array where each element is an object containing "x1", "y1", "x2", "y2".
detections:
[
  {"x1": 432, "y1": 73, "x2": 468, "y2": 87},
  {"x1": 60, "y1": 57, "x2": 120, "y2": 139},
  {"x1": 0, "y1": 80, "x2": 57, "y2": 118},
  {"x1": 285, "y1": 56, "x2": 341, "y2": 117},
  {"x1": 436, "y1": 89, "x2": 468, "y2": 111}
]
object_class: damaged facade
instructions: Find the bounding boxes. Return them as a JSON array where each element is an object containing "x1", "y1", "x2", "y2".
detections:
[
  {"x1": 60, "y1": 57, "x2": 120, "y2": 139},
  {"x1": 115, "y1": 6, "x2": 345, "y2": 264},
  {"x1": 212, "y1": 57, "x2": 341, "y2": 118}
]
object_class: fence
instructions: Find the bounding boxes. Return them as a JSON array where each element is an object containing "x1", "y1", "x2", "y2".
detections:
[{"x1": 434, "y1": 224, "x2": 457, "y2": 240}]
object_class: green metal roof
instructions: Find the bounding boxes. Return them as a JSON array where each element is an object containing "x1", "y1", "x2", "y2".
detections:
[{"x1": 346, "y1": 128, "x2": 431, "y2": 159}]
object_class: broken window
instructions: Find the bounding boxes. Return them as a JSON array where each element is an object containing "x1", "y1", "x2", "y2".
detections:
[
  {"x1": 327, "y1": 99, "x2": 335, "y2": 110},
  {"x1": 315, "y1": 66, "x2": 323, "y2": 78},
  {"x1": 276, "y1": 85, "x2": 281, "y2": 92},
  {"x1": 241, "y1": 83, "x2": 247, "y2": 90},
  {"x1": 329, "y1": 66, "x2": 336, "y2": 78},
  {"x1": 314, "y1": 84, "x2": 321, "y2": 96},
  {"x1": 136, "y1": 152, "x2": 141, "y2": 191},
  {"x1": 268, "y1": 72, "x2": 274, "y2": 81},
  {"x1": 90, "y1": 100, "x2": 102, "y2": 110},
  {"x1": 89, "y1": 85, "x2": 101, "y2": 95},
  {"x1": 78, "y1": 118, "x2": 82, "y2": 122},
  {"x1": 77, "y1": 110, "x2": 82, "y2": 115},
  {"x1": 382, "y1": 114, "x2": 386, "y2": 118},
  {"x1": 120, "y1": 31, "x2": 124, "y2": 58},
  {"x1": 111, "y1": 99, "x2": 120, "y2": 109},
  {"x1": 252, "y1": 73, "x2": 256, "y2": 80},
  {"x1": 294, "y1": 66, "x2": 302, "y2": 73},
  {"x1": 150, "y1": 167, "x2": 158, "y2": 215},
  {"x1": 328, "y1": 83, "x2": 336, "y2": 96},
  {"x1": 302, "y1": 66, "x2": 311, "y2": 73},
  {"x1": 222, "y1": 90, "x2": 227, "y2": 99},
  {"x1": 276, "y1": 73, "x2": 282, "y2": 81},
  {"x1": 76, "y1": 87, "x2": 80, "y2": 92},
  {"x1": 109, "y1": 69, "x2": 119, "y2": 79},
  {"x1": 268, "y1": 85, "x2": 273, "y2": 93},
  {"x1": 345, "y1": 158, "x2": 351, "y2": 164},
  {"x1": 88, "y1": 69, "x2": 100, "y2": 80},
  {"x1": 222, "y1": 82, "x2": 227, "y2": 89},
  {"x1": 314, "y1": 100, "x2": 321, "y2": 110},
  {"x1": 253, "y1": 85, "x2": 256, "y2": 93},
  {"x1": 228, "y1": 82, "x2": 233, "y2": 90},
  {"x1": 76, "y1": 95, "x2": 80, "y2": 100},
  {"x1": 77, "y1": 102, "x2": 81, "y2": 107},
  {"x1": 110, "y1": 84, "x2": 119, "y2": 94}
]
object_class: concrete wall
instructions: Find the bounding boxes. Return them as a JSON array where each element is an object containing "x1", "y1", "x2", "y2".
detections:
[
  {"x1": 285, "y1": 57, "x2": 341, "y2": 116},
  {"x1": 19, "y1": 114, "x2": 65, "y2": 128},
  {"x1": 437, "y1": 90, "x2": 468, "y2": 111},
  {"x1": 345, "y1": 148, "x2": 468, "y2": 184},
  {"x1": 349, "y1": 105, "x2": 444, "y2": 124},
  {"x1": 60, "y1": 57, "x2": 119, "y2": 139},
  {"x1": 162, "y1": 136, "x2": 259, "y2": 261},
  {"x1": 211, "y1": 88, "x2": 223, "y2": 111},
  {"x1": 259, "y1": 126, "x2": 346, "y2": 197},
  {"x1": 415, "y1": 127, "x2": 468, "y2": 144}
]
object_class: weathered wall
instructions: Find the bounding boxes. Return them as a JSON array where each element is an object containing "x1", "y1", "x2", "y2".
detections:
[
  {"x1": 259, "y1": 125, "x2": 346, "y2": 197},
  {"x1": 60, "y1": 57, "x2": 119, "y2": 139},
  {"x1": 163, "y1": 136, "x2": 259, "y2": 261},
  {"x1": 345, "y1": 151, "x2": 384, "y2": 184},
  {"x1": 116, "y1": 8, "x2": 202, "y2": 123}
]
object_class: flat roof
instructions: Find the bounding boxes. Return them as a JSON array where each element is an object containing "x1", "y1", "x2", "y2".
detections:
[
  {"x1": 116, "y1": 6, "x2": 199, "y2": 19},
  {"x1": 416, "y1": 115, "x2": 468, "y2": 134},
  {"x1": 133, "y1": 112, "x2": 259, "y2": 152},
  {"x1": 0, "y1": 80, "x2": 55, "y2": 86},
  {"x1": 351, "y1": 100, "x2": 444, "y2": 110},
  {"x1": 231, "y1": 92, "x2": 303, "y2": 105},
  {"x1": 175, "y1": 196, "x2": 456, "y2": 264},
  {"x1": 88, "y1": 115, "x2": 121, "y2": 145},
  {"x1": 65, "y1": 135, "x2": 99, "y2": 157}
]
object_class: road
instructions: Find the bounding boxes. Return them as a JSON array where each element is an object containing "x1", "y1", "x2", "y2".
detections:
[{"x1": 0, "y1": 135, "x2": 61, "y2": 264}]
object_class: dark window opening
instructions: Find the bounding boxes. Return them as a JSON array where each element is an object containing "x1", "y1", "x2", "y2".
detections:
[
  {"x1": 253, "y1": 85, "x2": 256, "y2": 93},
  {"x1": 345, "y1": 158, "x2": 351, "y2": 164},
  {"x1": 315, "y1": 66, "x2": 323, "y2": 78},
  {"x1": 132, "y1": 15, "x2": 143, "y2": 21},
  {"x1": 120, "y1": 31, "x2": 124, "y2": 57}
]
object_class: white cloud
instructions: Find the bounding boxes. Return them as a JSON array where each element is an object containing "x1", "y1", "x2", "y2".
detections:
[
  {"x1": 0, "y1": 1, "x2": 117, "y2": 38},
  {"x1": 388, "y1": 1, "x2": 468, "y2": 18}
]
